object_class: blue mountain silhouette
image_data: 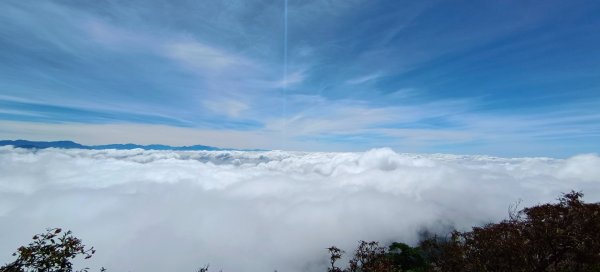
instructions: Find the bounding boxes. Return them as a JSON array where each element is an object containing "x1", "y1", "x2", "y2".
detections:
[{"x1": 0, "y1": 140, "x2": 223, "y2": 151}]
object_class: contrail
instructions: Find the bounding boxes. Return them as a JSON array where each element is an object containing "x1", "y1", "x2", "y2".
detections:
[{"x1": 282, "y1": 0, "x2": 288, "y2": 150}]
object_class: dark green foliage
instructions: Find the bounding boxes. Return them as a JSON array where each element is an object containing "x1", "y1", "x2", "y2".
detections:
[
  {"x1": 346, "y1": 241, "x2": 395, "y2": 272},
  {"x1": 0, "y1": 228, "x2": 104, "y2": 272},
  {"x1": 387, "y1": 243, "x2": 427, "y2": 272},
  {"x1": 328, "y1": 241, "x2": 428, "y2": 272}
]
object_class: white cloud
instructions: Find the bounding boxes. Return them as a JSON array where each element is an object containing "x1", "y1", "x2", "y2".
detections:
[
  {"x1": 0, "y1": 109, "x2": 43, "y2": 117},
  {"x1": 272, "y1": 71, "x2": 306, "y2": 88},
  {"x1": 165, "y1": 41, "x2": 252, "y2": 74},
  {"x1": 0, "y1": 147, "x2": 599, "y2": 271},
  {"x1": 264, "y1": 97, "x2": 469, "y2": 140},
  {"x1": 86, "y1": 20, "x2": 258, "y2": 76},
  {"x1": 202, "y1": 99, "x2": 249, "y2": 118},
  {"x1": 557, "y1": 154, "x2": 600, "y2": 182},
  {"x1": 346, "y1": 73, "x2": 382, "y2": 85},
  {"x1": 84, "y1": 20, "x2": 152, "y2": 50}
]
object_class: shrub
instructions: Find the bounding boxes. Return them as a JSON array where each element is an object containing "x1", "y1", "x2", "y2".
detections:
[
  {"x1": 0, "y1": 228, "x2": 103, "y2": 272},
  {"x1": 328, "y1": 241, "x2": 427, "y2": 272},
  {"x1": 329, "y1": 191, "x2": 600, "y2": 272},
  {"x1": 421, "y1": 191, "x2": 600, "y2": 271}
]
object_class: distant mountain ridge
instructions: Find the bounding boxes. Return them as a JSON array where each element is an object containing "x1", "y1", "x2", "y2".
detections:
[{"x1": 0, "y1": 140, "x2": 224, "y2": 151}]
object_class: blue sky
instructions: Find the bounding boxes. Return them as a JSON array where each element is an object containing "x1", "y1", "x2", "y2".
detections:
[{"x1": 0, "y1": 0, "x2": 599, "y2": 156}]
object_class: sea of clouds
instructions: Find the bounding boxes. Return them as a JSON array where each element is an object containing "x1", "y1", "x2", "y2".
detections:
[{"x1": 1, "y1": 146, "x2": 599, "y2": 271}]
